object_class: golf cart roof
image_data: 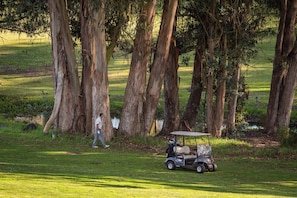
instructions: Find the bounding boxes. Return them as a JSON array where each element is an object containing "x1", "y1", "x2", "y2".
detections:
[{"x1": 170, "y1": 131, "x2": 211, "y2": 136}]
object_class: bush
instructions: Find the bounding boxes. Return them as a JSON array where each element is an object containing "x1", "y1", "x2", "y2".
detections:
[{"x1": 277, "y1": 127, "x2": 297, "y2": 147}]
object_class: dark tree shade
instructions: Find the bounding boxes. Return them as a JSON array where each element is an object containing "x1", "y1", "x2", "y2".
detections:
[{"x1": 0, "y1": 0, "x2": 49, "y2": 34}]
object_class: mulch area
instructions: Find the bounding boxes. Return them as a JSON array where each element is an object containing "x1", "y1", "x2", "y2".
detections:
[{"x1": 240, "y1": 130, "x2": 280, "y2": 148}]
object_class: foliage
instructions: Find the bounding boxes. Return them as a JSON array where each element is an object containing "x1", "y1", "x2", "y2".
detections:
[
  {"x1": 277, "y1": 127, "x2": 297, "y2": 147},
  {"x1": 0, "y1": 0, "x2": 49, "y2": 34},
  {"x1": 0, "y1": 94, "x2": 53, "y2": 117}
]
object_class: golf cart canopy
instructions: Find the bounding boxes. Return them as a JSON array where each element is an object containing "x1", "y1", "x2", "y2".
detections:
[{"x1": 170, "y1": 131, "x2": 211, "y2": 137}]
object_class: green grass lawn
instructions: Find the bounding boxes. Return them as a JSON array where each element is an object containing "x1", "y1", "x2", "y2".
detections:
[{"x1": 0, "y1": 118, "x2": 296, "y2": 198}]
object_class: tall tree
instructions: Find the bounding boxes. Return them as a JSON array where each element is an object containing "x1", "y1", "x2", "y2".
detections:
[
  {"x1": 160, "y1": 25, "x2": 180, "y2": 135},
  {"x1": 180, "y1": 47, "x2": 205, "y2": 131},
  {"x1": 119, "y1": 0, "x2": 157, "y2": 136},
  {"x1": 44, "y1": 0, "x2": 82, "y2": 133},
  {"x1": 204, "y1": 0, "x2": 218, "y2": 136},
  {"x1": 144, "y1": 0, "x2": 178, "y2": 135},
  {"x1": 88, "y1": 0, "x2": 113, "y2": 139},
  {"x1": 179, "y1": 0, "x2": 263, "y2": 137},
  {"x1": 177, "y1": 1, "x2": 208, "y2": 131},
  {"x1": 266, "y1": 0, "x2": 297, "y2": 134},
  {"x1": 45, "y1": 0, "x2": 113, "y2": 140}
]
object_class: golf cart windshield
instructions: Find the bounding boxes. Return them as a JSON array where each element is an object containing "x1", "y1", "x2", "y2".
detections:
[{"x1": 170, "y1": 131, "x2": 211, "y2": 137}]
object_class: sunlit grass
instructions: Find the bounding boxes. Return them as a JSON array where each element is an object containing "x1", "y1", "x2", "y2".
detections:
[
  {"x1": 0, "y1": 75, "x2": 53, "y2": 99},
  {"x1": 0, "y1": 32, "x2": 52, "y2": 70}
]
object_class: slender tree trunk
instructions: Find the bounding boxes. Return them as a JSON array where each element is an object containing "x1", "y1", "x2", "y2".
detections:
[
  {"x1": 205, "y1": 0, "x2": 217, "y2": 136},
  {"x1": 214, "y1": 67, "x2": 226, "y2": 137},
  {"x1": 180, "y1": 48, "x2": 205, "y2": 131},
  {"x1": 119, "y1": 0, "x2": 157, "y2": 136},
  {"x1": 213, "y1": 35, "x2": 227, "y2": 137},
  {"x1": 44, "y1": 0, "x2": 81, "y2": 133},
  {"x1": 144, "y1": 0, "x2": 178, "y2": 135},
  {"x1": 206, "y1": 35, "x2": 215, "y2": 135},
  {"x1": 226, "y1": 63, "x2": 240, "y2": 135},
  {"x1": 160, "y1": 35, "x2": 180, "y2": 135},
  {"x1": 90, "y1": 1, "x2": 113, "y2": 140}
]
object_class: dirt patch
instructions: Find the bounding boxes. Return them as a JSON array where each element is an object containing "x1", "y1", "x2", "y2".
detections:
[{"x1": 241, "y1": 130, "x2": 280, "y2": 148}]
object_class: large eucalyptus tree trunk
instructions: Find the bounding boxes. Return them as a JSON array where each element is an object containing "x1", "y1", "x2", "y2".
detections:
[
  {"x1": 90, "y1": 1, "x2": 113, "y2": 140},
  {"x1": 266, "y1": 0, "x2": 297, "y2": 134},
  {"x1": 44, "y1": 0, "x2": 82, "y2": 133},
  {"x1": 144, "y1": 0, "x2": 178, "y2": 135},
  {"x1": 119, "y1": 0, "x2": 157, "y2": 136}
]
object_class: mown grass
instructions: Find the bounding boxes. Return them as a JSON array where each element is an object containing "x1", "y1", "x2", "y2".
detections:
[
  {"x1": 0, "y1": 32, "x2": 52, "y2": 70},
  {"x1": 0, "y1": 117, "x2": 297, "y2": 198}
]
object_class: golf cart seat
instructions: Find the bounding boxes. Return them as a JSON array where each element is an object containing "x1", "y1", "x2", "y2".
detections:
[
  {"x1": 197, "y1": 144, "x2": 212, "y2": 156},
  {"x1": 174, "y1": 146, "x2": 196, "y2": 159}
]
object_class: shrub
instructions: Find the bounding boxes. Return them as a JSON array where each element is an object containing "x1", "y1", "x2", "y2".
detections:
[{"x1": 277, "y1": 127, "x2": 297, "y2": 147}]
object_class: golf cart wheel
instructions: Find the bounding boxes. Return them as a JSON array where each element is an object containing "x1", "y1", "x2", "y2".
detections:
[
  {"x1": 166, "y1": 161, "x2": 176, "y2": 170},
  {"x1": 213, "y1": 164, "x2": 217, "y2": 171},
  {"x1": 196, "y1": 164, "x2": 205, "y2": 173}
]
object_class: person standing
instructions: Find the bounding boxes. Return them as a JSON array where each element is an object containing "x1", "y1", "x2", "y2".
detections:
[{"x1": 92, "y1": 113, "x2": 110, "y2": 148}]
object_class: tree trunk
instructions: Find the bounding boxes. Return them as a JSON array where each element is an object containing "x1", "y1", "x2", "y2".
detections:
[
  {"x1": 160, "y1": 36, "x2": 180, "y2": 135},
  {"x1": 80, "y1": 0, "x2": 93, "y2": 135},
  {"x1": 277, "y1": 43, "x2": 297, "y2": 128},
  {"x1": 213, "y1": 35, "x2": 227, "y2": 137},
  {"x1": 44, "y1": 0, "x2": 81, "y2": 133},
  {"x1": 90, "y1": 1, "x2": 113, "y2": 140},
  {"x1": 180, "y1": 48, "x2": 205, "y2": 131},
  {"x1": 205, "y1": 36, "x2": 215, "y2": 135},
  {"x1": 226, "y1": 63, "x2": 241, "y2": 135},
  {"x1": 144, "y1": 0, "x2": 178, "y2": 135},
  {"x1": 119, "y1": 0, "x2": 157, "y2": 136},
  {"x1": 265, "y1": 0, "x2": 297, "y2": 134},
  {"x1": 204, "y1": 0, "x2": 217, "y2": 136}
]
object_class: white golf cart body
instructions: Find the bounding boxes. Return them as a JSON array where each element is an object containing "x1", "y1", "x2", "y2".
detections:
[{"x1": 165, "y1": 131, "x2": 217, "y2": 173}]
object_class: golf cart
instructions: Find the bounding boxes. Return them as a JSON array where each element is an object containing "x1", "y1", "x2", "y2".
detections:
[{"x1": 165, "y1": 131, "x2": 217, "y2": 173}]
